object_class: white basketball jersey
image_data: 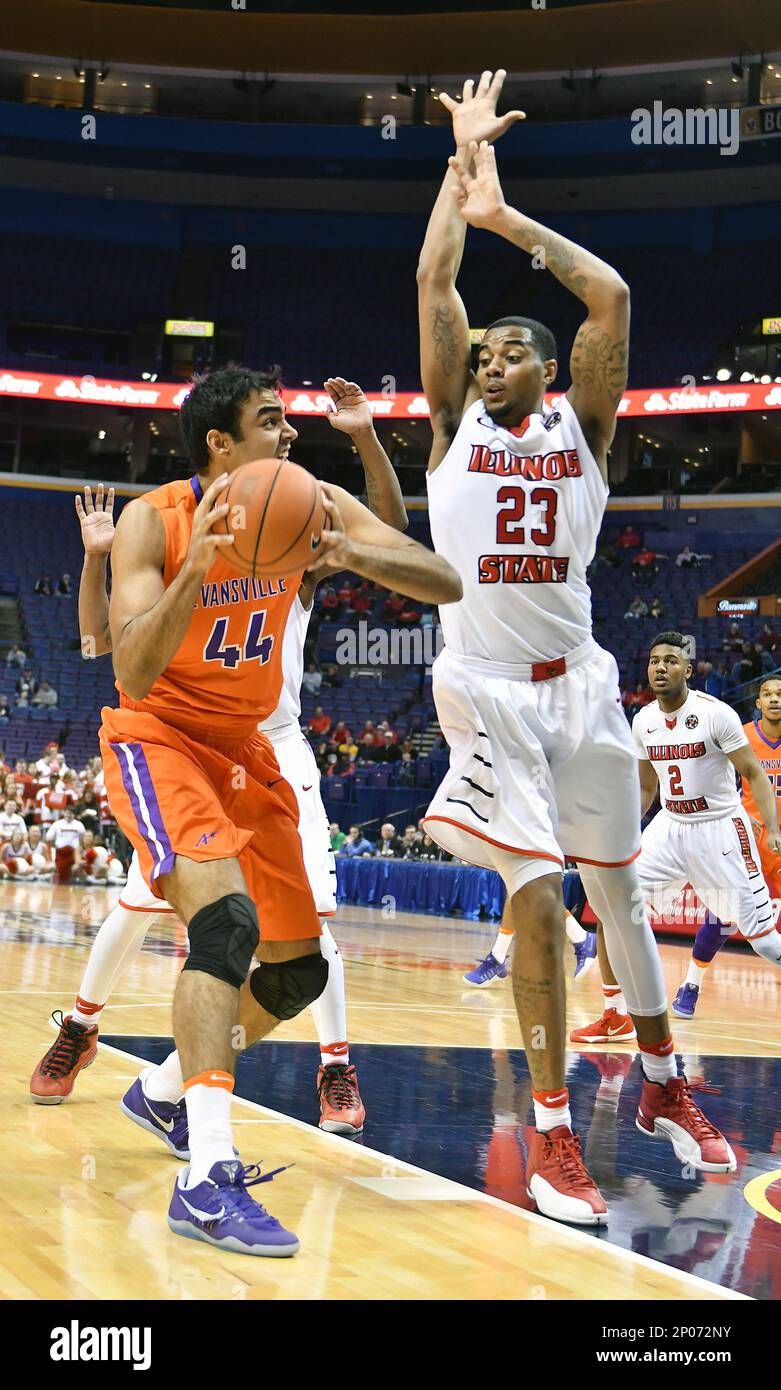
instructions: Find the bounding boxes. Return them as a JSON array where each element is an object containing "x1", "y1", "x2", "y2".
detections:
[
  {"x1": 426, "y1": 395, "x2": 608, "y2": 665},
  {"x1": 632, "y1": 690, "x2": 748, "y2": 821},
  {"x1": 259, "y1": 594, "x2": 310, "y2": 734}
]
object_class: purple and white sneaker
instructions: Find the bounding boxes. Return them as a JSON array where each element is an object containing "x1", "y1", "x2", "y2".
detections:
[
  {"x1": 463, "y1": 952, "x2": 508, "y2": 987},
  {"x1": 672, "y1": 983, "x2": 700, "y2": 1019},
  {"x1": 573, "y1": 931, "x2": 597, "y2": 984},
  {"x1": 168, "y1": 1159, "x2": 299, "y2": 1257},
  {"x1": 120, "y1": 1074, "x2": 190, "y2": 1160}
]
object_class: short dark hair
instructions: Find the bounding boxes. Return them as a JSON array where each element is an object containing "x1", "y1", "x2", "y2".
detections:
[
  {"x1": 179, "y1": 362, "x2": 282, "y2": 469},
  {"x1": 758, "y1": 675, "x2": 781, "y2": 694},
  {"x1": 483, "y1": 316, "x2": 558, "y2": 365},
  {"x1": 650, "y1": 631, "x2": 690, "y2": 655}
]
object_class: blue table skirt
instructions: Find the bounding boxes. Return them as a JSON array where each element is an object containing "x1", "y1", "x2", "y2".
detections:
[{"x1": 335, "y1": 857, "x2": 582, "y2": 922}]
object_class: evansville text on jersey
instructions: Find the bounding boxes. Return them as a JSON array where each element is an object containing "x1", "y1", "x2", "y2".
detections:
[
  {"x1": 467, "y1": 446, "x2": 583, "y2": 481},
  {"x1": 478, "y1": 555, "x2": 570, "y2": 585},
  {"x1": 195, "y1": 576, "x2": 288, "y2": 610}
]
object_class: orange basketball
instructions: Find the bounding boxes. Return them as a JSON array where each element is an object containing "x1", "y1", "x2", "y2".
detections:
[{"x1": 215, "y1": 458, "x2": 329, "y2": 579}]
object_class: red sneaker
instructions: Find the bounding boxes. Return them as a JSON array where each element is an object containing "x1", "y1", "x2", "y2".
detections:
[
  {"x1": 636, "y1": 1075, "x2": 736, "y2": 1173},
  {"x1": 583, "y1": 1052, "x2": 635, "y2": 1084},
  {"x1": 570, "y1": 1007, "x2": 636, "y2": 1044},
  {"x1": 317, "y1": 1063, "x2": 365, "y2": 1136},
  {"x1": 526, "y1": 1126, "x2": 608, "y2": 1226},
  {"x1": 30, "y1": 1011, "x2": 99, "y2": 1104}
]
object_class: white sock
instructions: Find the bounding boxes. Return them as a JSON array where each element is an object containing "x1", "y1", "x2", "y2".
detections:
[
  {"x1": 684, "y1": 959, "x2": 708, "y2": 988},
  {"x1": 184, "y1": 1080, "x2": 235, "y2": 1187},
  {"x1": 142, "y1": 1052, "x2": 185, "y2": 1104},
  {"x1": 640, "y1": 1046, "x2": 677, "y2": 1084},
  {"x1": 71, "y1": 904, "x2": 155, "y2": 1026},
  {"x1": 596, "y1": 1076, "x2": 625, "y2": 1110},
  {"x1": 533, "y1": 1090, "x2": 572, "y2": 1133},
  {"x1": 564, "y1": 912, "x2": 586, "y2": 945},
  {"x1": 491, "y1": 931, "x2": 513, "y2": 965},
  {"x1": 309, "y1": 923, "x2": 349, "y2": 1068},
  {"x1": 603, "y1": 985, "x2": 627, "y2": 1015}
]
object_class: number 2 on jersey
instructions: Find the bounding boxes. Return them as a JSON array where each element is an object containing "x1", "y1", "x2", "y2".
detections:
[
  {"x1": 203, "y1": 610, "x2": 273, "y2": 669},
  {"x1": 496, "y1": 486, "x2": 558, "y2": 546},
  {"x1": 668, "y1": 764, "x2": 684, "y2": 797}
]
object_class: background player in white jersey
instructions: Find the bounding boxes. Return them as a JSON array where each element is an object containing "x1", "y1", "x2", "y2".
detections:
[
  {"x1": 30, "y1": 377, "x2": 407, "y2": 1139},
  {"x1": 633, "y1": 634, "x2": 781, "y2": 974},
  {"x1": 417, "y1": 70, "x2": 734, "y2": 1225}
]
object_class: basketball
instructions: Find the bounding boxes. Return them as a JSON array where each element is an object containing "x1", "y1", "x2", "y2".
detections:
[{"x1": 215, "y1": 458, "x2": 329, "y2": 579}]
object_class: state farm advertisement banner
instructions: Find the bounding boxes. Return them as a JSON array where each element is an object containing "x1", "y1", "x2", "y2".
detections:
[{"x1": 2, "y1": 369, "x2": 781, "y2": 418}]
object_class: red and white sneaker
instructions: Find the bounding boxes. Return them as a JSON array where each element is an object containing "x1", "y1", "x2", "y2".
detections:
[
  {"x1": 317, "y1": 1063, "x2": 365, "y2": 1137},
  {"x1": 30, "y1": 1010, "x2": 99, "y2": 1104},
  {"x1": 570, "y1": 1007, "x2": 636, "y2": 1044},
  {"x1": 526, "y1": 1126, "x2": 608, "y2": 1226},
  {"x1": 636, "y1": 1075, "x2": 736, "y2": 1173}
]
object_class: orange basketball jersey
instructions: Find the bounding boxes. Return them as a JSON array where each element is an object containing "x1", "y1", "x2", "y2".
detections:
[
  {"x1": 117, "y1": 476, "x2": 302, "y2": 739},
  {"x1": 740, "y1": 719, "x2": 781, "y2": 823}
]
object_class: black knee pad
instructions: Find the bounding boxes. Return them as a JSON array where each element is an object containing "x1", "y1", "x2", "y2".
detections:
[
  {"x1": 249, "y1": 951, "x2": 328, "y2": 1021},
  {"x1": 184, "y1": 893, "x2": 259, "y2": 989}
]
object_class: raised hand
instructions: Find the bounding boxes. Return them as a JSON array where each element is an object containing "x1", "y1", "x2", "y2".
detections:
[
  {"x1": 323, "y1": 377, "x2": 373, "y2": 435},
  {"x1": 438, "y1": 70, "x2": 524, "y2": 150},
  {"x1": 448, "y1": 141, "x2": 507, "y2": 230},
  {"x1": 75, "y1": 484, "x2": 116, "y2": 556}
]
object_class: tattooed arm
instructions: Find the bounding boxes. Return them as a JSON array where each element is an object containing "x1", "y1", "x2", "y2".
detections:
[{"x1": 450, "y1": 141, "x2": 629, "y2": 481}]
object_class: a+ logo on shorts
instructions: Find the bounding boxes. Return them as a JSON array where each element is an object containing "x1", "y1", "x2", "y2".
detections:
[{"x1": 195, "y1": 830, "x2": 219, "y2": 847}]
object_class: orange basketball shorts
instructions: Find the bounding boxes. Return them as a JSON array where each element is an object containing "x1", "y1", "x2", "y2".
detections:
[{"x1": 99, "y1": 706, "x2": 321, "y2": 941}]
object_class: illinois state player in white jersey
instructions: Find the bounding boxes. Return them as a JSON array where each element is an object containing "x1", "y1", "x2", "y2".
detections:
[
  {"x1": 31, "y1": 377, "x2": 408, "y2": 1140},
  {"x1": 417, "y1": 71, "x2": 734, "y2": 1224},
  {"x1": 633, "y1": 633, "x2": 781, "y2": 974}
]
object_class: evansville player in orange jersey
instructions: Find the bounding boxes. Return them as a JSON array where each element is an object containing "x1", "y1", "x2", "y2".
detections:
[{"x1": 100, "y1": 364, "x2": 461, "y2": 1258}]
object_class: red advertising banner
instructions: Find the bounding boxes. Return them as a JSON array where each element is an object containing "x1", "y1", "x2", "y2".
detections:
[{"x1": 2, "y1": 369, "x2": 781, "y2": 419}]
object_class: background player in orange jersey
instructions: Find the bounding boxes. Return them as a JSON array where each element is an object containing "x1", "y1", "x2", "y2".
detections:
[
  {"x1": 666, "y1": 675, "x2": 781, "y2": 1018},
  {"x1": 99, "y1": 364, "x2": 461, "y2": 1258}
]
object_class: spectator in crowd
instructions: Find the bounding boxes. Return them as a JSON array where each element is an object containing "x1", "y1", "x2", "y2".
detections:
[
  {"x1": 759, "y1": 622, "x2": 780, "y2": 655},
  {"x1": 400, "y1": 738, "x2": 417, "y2": 760},
  {"x1": 337, "y1": 580, "x2": 353, "y2": 605},
  {"x1": 376, "y1": 822, "x2": 401, "y2": 858},
  {"x1": 329, "y1": 822, "x2": 346, "y2": 852},
  {"x1": 398, "y1": 825, "x2": 421, "y2": 859},
  {"x1": 12, "y1": 761, "x2": 36, "y2": 811},
  {"x1": 622, "y1": 682, "x2": 652, "y2": 719},
  {"x1": 26, "y1": 824, "x2": 53, "y2": 879},
  {"x1": 32, "y1": 681, "x2": 58, "y2": 709},
  {"x1": 398, "y1": 600, "x2": 421, "y2": 626},
  {"x1": 0, "y1": 829, "x2": 34, "y2": 880},
  {"x1": 418, "y1": 833, "x2": 451, "y2": 862},
  {"x1": 649, "y1": 596, "x2": 665, "y2": 621},
  {"x1": 74, "y1": 788, "x2": 101, "y2": 833},
  {"x1": 35, "y1": 576, "x2": 54, "y2": 596},
  {"x1": 320, "y1": 586, "x2": 341, "y2": 620},
  {"x1": 675, "y1": 545, "x2": 711, "y2": 569},
  {"x1": 314, "y1": 741, "x2": 330, "y2": 774},
  {"x1": 57, "y1": 574, "x2": 72, "y2": 597},
  {"x1": 5, "y1": 643, "x2": 26, "y2": 669},
  {"x1": 0, "y1": 693, "x2": 9, "y2": 720},
  {"x1": 616, "y1": 525, "x2": 641, "y2": 550},
  {"x1": 308, "y1": 706, "x2": 331, "y2": 737},
  {"x1": 722, "y1": 622, "x2": 744, "y2": 654},
  {"x1": 16, "y1": 669, "x2": 38, "y2": 703},
  {"x1": 631, "y1": 547, "x2": 665, "y2": 584},
  {"x1": 376, "y1": 720, "x2": 397, "y2": 743},
  {"x1": 343, "y1": 824, "x2": 374, "y2": 857},
  {"x1": 348, "y1": 588, "x2": 372, "y2": 615},
  {"x1": 755, "y1": 640, "x2": 775, "y2": 674},
  {"x1": 320, "y1": 663, "x2": 343, "y2": 689},
  {"x1": 705, "y1": 661, "x2": 727, "y2": 699},
  {"x1": 337, "y1": 736, "x2": 359, "y2": 762},
  {"x1": 46, "y1": 805, "x2": 86, "y2": 885},
  {"x1": 382, "y1": 592, "x2": 405, "y2": 621},
  {"x1": 730, "y1": 642, "x2": 762, "y2": 685},
  {"x1": 34, "y1": 741, "x2": 65, "y2": 778},
  {"x1": 36, "y1": 773, "x2": 74, "y2": 827},
  {"x1": 302, "y1": 663, "x2": 323, "y2": 697},
  {"x1": 357, "y1": 732, "x2": 378, "y2": 762},
  {"x1": 376, "y1": 732, "x2": 402, "y2": 764},
  {"x1": 624, "y1": 595, "x2": 648, "y2": 621},
  {"x1": 398, "y1": 752, "x2": 416, "y2": 786},
  {"x1": 328, "y1": 720, "x2": 352, "y2": 748},
  {"x1": 0, "y1": 798, "x2": 27, "y2": 841},
  {"x1": 359, "y1": 720, "x2": 381, "y2": 747}
]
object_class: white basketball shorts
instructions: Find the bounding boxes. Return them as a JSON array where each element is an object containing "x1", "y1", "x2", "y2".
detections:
[
  {"x1": 423, "y1": 640, "x2": 642, "y2": 893},
  {"x1": 637, "y1": 805, "x2": 775, "y2": 939},
  {"x1": 119, "y1": 724, "x2": 336, "y2": 919}
]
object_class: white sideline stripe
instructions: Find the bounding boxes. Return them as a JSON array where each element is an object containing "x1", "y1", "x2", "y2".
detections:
[{"x1": 97, "y1": 1039, "x2": 750, "y2": 1302}]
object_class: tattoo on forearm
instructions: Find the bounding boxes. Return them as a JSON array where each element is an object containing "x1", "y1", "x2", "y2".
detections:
[
  {"x1": 430, "y1": 302, "x2": 465, "y2": 379},
  {"x1": 364, "y1": 472, "x2": 382, "y2": 518},
  {"x1": 570, "y1": 323, "x2": 628, "y2": 406},
  {"x1": 509, "y1": 227, "x2": 589, "y2": 299}
]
